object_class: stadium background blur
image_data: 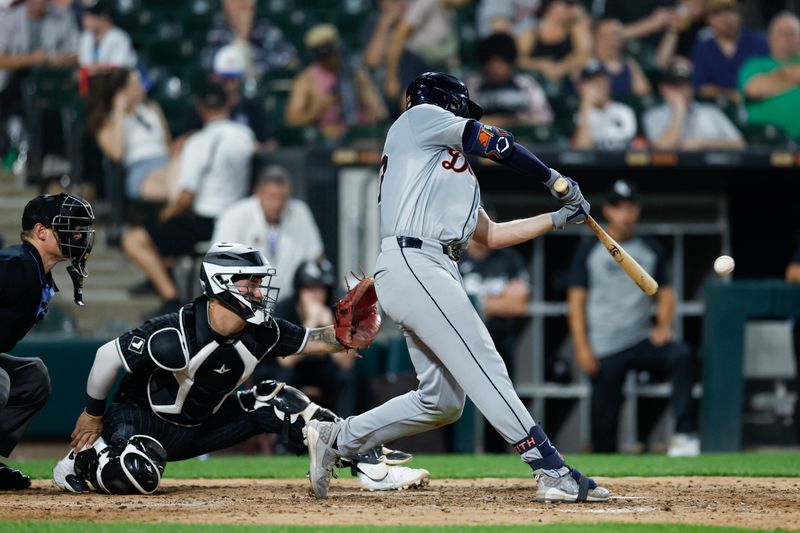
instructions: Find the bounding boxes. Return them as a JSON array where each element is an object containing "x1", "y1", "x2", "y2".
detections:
[{"x1": 1, "y1": 0, "x2": 799, "y2": 457}]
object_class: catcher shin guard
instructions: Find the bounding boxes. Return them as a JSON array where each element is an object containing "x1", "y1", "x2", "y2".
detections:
[{"x1": 74, "y1": 435, "x2": 167, "y2": 495}]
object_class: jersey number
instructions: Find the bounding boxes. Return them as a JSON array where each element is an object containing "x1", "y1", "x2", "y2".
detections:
[{"x1": 378, "y1": 154, "x2": 388, "y2": 204}]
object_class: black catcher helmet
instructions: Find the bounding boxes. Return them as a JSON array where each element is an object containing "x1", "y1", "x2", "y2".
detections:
[
  {"x1": 406, "y1": 72, "x2": 483, "y2": 120},
  {"x1": 200, "y1": 242, "x2": 280, "y2": 325}
]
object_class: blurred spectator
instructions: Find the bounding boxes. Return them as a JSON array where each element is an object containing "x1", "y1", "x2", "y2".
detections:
[
  {"x1": 182, "y1": 45, "x2": 271, "y2": 145},
  {"x1": 86, "y1": 68, "x2": 179, "y2": 201},
  {"x1": 785, "y1": 244, "x2": 800, "y2": 441},
  {"x1": 460, "y1": 233, "x2": 530, "y2": 452},
  {"x1": 361, "y1": 0, "x2": 409, "y2": 72},
  {"x1": 476, "y1": 0, "x2": 540, "y2": 39},
  {"x1": 265, "y1": 259, "x2": 357, "y2": 417},
  {"x1": 691, "y1": 0, "x2": 768, "y2": 103},
  {"x1": 656, "y1": 0, "x2": 708, "y2": 69},
  {"x1": 122, "y1": 81, "x2": 254, "y2": 315},
  {"x1": 597, "y1": 0, "x2": 675, "y2": 42},
  {"x1": 383, "y1": 0, "x2": 470, "y2": 100},
  {"x1": 78, "y1": 0, "x2": 136, "y2": 70},
  {"x1": 0, "y1": 0, "x2": 78, "y2": 161},
  {"x1": 567, "y1": 179, "x2": 698, "y2": 456},
  {"x1": 739, "y1": 12, "x2": 800, "y2": 140},
  {"x1": 465, "y1": 33, "x2": 553, "y2": 127},
  {"x1": 212, "y1": 165, "x2": 324, "y2": 302},
  {"x1": 285, "y1": 24, "x2": 387, "y2": 142},
  {"x1": 572, "y1": 60, "x2": 637, "y2": 150},
  {"x1": 204, "y1": 0, "x2": 297, "y2": 81},
  {"x1": 644, "y1": 58, "x2": 745, "y2": 149},
  {"x1": 516, "y1": 0, "x2": 592, "y2": 83},
  {"x1": 595, "y1": 19, "x2": 652, "y2": 97}
]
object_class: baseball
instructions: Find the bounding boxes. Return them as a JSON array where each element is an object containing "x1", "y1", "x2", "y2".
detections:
[{"x1": 714, "y1": 255, "x2": 735, "y2": 276}]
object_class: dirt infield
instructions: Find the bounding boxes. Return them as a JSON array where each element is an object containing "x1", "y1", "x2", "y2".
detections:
[{"x1": 3, "y1": 477, "x2": 798, "y2": 529}]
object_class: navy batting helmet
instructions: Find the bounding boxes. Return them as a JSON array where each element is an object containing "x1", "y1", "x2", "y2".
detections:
[{"x1": 406, "y1": 72, "x2": 483, "y2": 120}]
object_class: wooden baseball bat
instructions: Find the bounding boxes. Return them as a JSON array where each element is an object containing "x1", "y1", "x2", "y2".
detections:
[{"x1": 553, "y1": 177, "x2": 659, "y2": 296}]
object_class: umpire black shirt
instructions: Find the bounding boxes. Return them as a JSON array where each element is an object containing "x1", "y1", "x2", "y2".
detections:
[{"x1": 0, "y1": 242, "x2": 58, "y2": 353}]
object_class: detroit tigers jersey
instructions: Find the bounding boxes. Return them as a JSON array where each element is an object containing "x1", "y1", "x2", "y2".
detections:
[
  {"x1": 378, "y1": 104, "x2": 481, "y2": 246},
  {"x1": 113, "y1": 297, "x2": 307, "y2": 427}
]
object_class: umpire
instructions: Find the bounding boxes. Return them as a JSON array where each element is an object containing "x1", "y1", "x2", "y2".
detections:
[{"x1": 0, "y1": 193, "x2": 94, "y2": 489}]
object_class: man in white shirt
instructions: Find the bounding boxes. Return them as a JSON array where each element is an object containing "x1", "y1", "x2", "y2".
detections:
[
  {"x1": 122, "y1": 81, "x2": 255, "y2": 315},
  {"x1": 572, "y1": 59, "x2": 638, "y2": 150},
  {"x1": 212, "y1": 165, "x2": 324, "y2": 301},
  {"x1": 78, "y1": 0, "x2": 137, "y2": 70}
]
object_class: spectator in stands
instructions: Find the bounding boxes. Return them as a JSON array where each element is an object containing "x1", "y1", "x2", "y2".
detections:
[
  {"x1": 595, "y1": 18, "x2": 652, "y2": 97},
  {"x1": 465, "y1": 33, "x2": 553, "y2": 128},
  {"x1": 212, "y1": 165, "x2": 323, "y2": 302},
  {"x1": 597, "y1": 0, "x2": 676, "y2": 42},
  {"x1": 361, "y1": 0, "x2": 409, "y2": 72},
  {"x1": 264, "y1": 259, "x2": 358, "y2": 417},
  {"x1": 572, "y1": 60, "x2": 638, "y2": 150},
  {"x1": 86, "y1": 68, "x2": 180, "y2": 201},
  {"x1": 739, "y1": 12, "x2": 800, "y2": 140},
  {"x1": 460, "y1": 228, "x2": 530, "y2": 452},
  {"x1": 567, "y1": 179, "x2": 698, "y2": 456},
  {"x1": 691, "y1": 0, "x2": 768, "y2": 103},
  {"x1": 656, "y1": 0, "x2": 708, "y2": 69},
  {"x1": 516, "y1": 0, "x2": 592, "y2": 83},
  {"x1": 122, "y1": 81, "x2": 254, "y2": 315},
  {"x1": 785, "y1": 243, "x2": 800, "y2": 441},
  {"x1": 182, "y1": 45, "x2": 271, "y2": 145},
  {"x1": 285, "y1": 24, "x2": 387, "y2": 142},
  {"x1": 78, "y1": 0, "x2": 136, "y2": 70},
  {"x1": 476, "y1": 0, "x2": 540, "y2": 39},
  {"x1": 205, "y1": 0, "x2": 298, "y2": 81},
  {"x1": 644, "y1": 58, "x2": 745, "y2": 150},
  {"x1": 383, "y1": 0, "x2": 470, "y2": 100}
]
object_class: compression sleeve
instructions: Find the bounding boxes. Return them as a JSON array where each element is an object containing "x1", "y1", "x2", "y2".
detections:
[
  {"x1": 85, "y1": 340, "x2": 125, "y2": 416},
  {"x1": 462, "y1": 120, "x2": 553, "y2": 182}
]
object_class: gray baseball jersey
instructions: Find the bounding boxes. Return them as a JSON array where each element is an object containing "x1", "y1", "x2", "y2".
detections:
[{"x1": 378, "y1": 104, "x2": 481, "y2": 246}]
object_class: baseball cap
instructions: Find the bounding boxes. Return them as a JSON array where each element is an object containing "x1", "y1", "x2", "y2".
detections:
[
  {"x1": 198, "y1": 80, "x2": 228, "y2": 109},
  {"x1": 579, "y1": 59, "x2": 609, "y2": 81},
  {"x1": 660, "y1": 57, "x2": 694, "y2": 85},
  {"x1": 304, "y1": 24, "x2": 341, "y2": 58},
  {"x1": 604, "y1": 179, "x2": 640, "y2": 204},
  {"x1": 213, "y1": 45, "x2": 245, "y2": 78},
  {"x1": 22, "y1": 194, "x2": 65, "y2": 230},
  {"x1": 83, "y1": 0, "x2": 113, "y2": 17},
  {"x1": 706, "y1": 0, "x2": 738, "y2": 15}
]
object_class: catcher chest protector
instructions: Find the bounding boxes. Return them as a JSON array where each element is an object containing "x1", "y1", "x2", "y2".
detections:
[{"x1": 74, "y1": 435, "x2": 167, "y2": 495}]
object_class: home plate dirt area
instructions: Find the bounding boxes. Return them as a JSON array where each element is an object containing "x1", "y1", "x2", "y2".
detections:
[{"x1": 2, "y1": 477, "x2": 798, "y2": 529}]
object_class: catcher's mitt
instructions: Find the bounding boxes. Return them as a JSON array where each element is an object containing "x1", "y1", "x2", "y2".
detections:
[{"x1": 334, "y1": 275, "x2": 381, "y2": 349}]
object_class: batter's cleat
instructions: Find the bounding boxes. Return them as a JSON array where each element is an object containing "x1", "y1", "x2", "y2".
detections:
[
  {"x1": 535, "y1": 468, "x2": 610, "y2": 503},
  {"x1": 358, "y1": 466, "x2": 430, "y2": 491},
  {"x1": 307, "y1": 419, "x2": 342, "y2": 499},
  {"x1": 382, "y1": 446, "x2": 413, "y2": 465},
  {"x1": 52, "y1": 451, "x2": 90, "y2": 493},
  {"x1": 666, "y1": 433, "x2": 700, "y2": 457},
  {"x1": 0, "y1": 462, "x2": 31, "y2": 490}
]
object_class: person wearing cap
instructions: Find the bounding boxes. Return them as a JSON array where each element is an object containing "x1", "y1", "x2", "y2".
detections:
[
  {"x1": 465, "y1": 32, "x2": 552, "y2": 128},
  {"x1": 566, "y1": 180, "x2": 698, "y2": 456},
  {"x1": 738, "y1": 11, "x2": 800, "y2": 140},
  {"x1": 690, "y1": 0, "x2": 768, "y2": 103},
  {"x1": 0, "y1": 192, "x2": 94, "y2": 489},
  {"x1": 285, "y1": 24, "x2": 386, "y2": 141},
  {"x1": 572, "y1": 59, "x2": 637, "y2": 150},
  {"x1": 121, "y1": 81, "x2": 255, "y2": 316},
  {"x1": 211, "y1": 165, "x2": 324, "y2": 302},
  {"x1": 643, "y1": 57, "x2": 745, "y2": 150},
  {"x1": 181, "y1": 45, "x2": 270, "y2": 145},
  {"x1": 78, "y1": 0, "x2": 136, "y2": 71}
]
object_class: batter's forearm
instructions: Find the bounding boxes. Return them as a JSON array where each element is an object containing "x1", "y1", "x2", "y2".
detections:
[
  {"x1": 485, "y1": 214, "x2": 554, "y2": 249},
  {"x1": 301, "y1": 326, "x2": 344, "y2": 355}
]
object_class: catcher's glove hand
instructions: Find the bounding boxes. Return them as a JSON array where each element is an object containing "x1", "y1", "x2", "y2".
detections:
[{"x1": 334, "y1": 275, "x2": 382, "y2": 350}]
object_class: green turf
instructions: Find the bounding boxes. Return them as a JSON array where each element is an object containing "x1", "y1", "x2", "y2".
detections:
[
  {"x1": 1, "y1": 522, "x2": 795, "y2": 533},
  {"x1": 9, "y1": 452, "x2": 800, "y2": 480}
]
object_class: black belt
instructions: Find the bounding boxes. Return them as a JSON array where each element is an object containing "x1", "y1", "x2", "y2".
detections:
[{"x1": 396, "y1": 236, "x2": 462, "y2": 261}]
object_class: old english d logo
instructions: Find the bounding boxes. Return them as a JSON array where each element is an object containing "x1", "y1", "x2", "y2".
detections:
[{"x1": 129, "y1": 336, "x2": 145, "y2": 354}]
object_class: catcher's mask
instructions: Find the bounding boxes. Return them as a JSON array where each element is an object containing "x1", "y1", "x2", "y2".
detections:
[
  {"x1": 200, "y1": 242, "x2": 280, "y2": 325},
  {"x1": 406, "y1": 72, "x2": 483, "y2": 120},
  {"x1": 22, "y1": 193, "x2": 95, "y2": 305}
]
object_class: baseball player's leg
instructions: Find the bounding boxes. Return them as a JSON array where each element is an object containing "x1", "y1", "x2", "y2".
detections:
[
  {"x1": 0, "y1": 354, "x2": 51, "y2": 457},
  {"x1": 590, "y1": 350, "x2": 629, "y2": 453}
]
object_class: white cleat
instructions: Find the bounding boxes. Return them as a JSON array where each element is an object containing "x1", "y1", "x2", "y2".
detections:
[
  {"x1": 52, "y1": 450, "x2": 89, "y2": 493},
  {"x1": 358, "y1": 466, "x2": 430, "y2": 491},
  {"x1": 536, "y1": 468, "x2": 610, "y2": 503},
  {"x1": 667, "y1": 433, "x2": 700, "y2": 457},
  {"x1": 306, "y1": 419, "x2": 342, "y2": 499}
]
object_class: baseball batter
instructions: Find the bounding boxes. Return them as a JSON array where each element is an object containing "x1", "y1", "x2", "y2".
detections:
[{"x1": 308, "y1": 73, "x2": 609, "y2": 502}]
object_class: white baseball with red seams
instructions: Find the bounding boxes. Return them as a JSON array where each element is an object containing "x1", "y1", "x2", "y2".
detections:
[{"x1": 714, "y1": 255, "x2": 735, "y2": 276}]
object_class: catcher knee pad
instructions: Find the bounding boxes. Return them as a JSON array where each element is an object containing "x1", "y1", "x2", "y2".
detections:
[{"x1": 74, "y1": 435, "x2": 167, "y2": 495}]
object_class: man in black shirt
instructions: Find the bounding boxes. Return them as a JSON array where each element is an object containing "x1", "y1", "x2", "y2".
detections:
[{"x1": 0, "y1": 193, "x2": 94, "y2": 489}]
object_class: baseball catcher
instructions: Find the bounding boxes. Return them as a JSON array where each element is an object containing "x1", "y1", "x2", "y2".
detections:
[{"x1": 53, "y1": 242, "x2": 428, "y2": 494}]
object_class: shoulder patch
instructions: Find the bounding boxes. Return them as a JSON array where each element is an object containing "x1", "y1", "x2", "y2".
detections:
[{"x1": 147, "y1": 327, "x2": 189, "y2": 371}]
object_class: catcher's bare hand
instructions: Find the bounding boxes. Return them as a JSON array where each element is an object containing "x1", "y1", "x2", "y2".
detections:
[{"x1": 71, "y1": 411, "x2": 103, "y2": 452}]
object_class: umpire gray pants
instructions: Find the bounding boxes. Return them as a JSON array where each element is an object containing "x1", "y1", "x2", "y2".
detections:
[
  {"x1": 336, "y1": 238, "x2": 537, "y2": 458},
  {"x1": 0, "y1": 353, "x2": 51, "y2": 457}
]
